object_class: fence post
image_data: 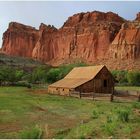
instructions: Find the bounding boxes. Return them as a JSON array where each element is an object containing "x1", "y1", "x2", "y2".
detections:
[
  {"x1": 110, "y1": 87, "x2": 114, "y2": 102},
  {"x1": 79, "y1": 91, "x2": 81, "y2": 99},
  {"x1": 138, "y1": 91, "x2": 140, "y2": 102},
  {"x1": 92, "y1": 92, "x2": 94, "y2": 100},
  {"x1": 110, "y1": 94, "x2": 114, "y2": 102}
]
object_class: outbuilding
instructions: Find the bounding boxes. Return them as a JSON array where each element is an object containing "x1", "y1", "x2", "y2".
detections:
[{"x1": 48, "y1": 65, "x2": 115, "y2": 96}]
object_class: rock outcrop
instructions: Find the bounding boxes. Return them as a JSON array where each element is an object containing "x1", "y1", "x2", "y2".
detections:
[
  {"x1": 135, "y1": 12, "x2": 140, "y2": 21},
  {"x1": 108, "y1": 21, "x2": 140, "y2": 60},
  {"x1": 32, "y1": 11, "x2": 125, "y2": 63},
  {"x1": 2, "y1": 22, "x2": 39, "y2": 57},
  {"x1": 1, "y1": 11, "x2": 140, "y2": 70}
]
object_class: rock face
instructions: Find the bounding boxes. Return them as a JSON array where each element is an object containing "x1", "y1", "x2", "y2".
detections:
[
  {"x1": 32, "y1": 11, "x2": 125, "y2": 63},
  {"x1": 2, "y1": 22, "x2": 39, "y2": 57},
  {"x1": 1, "y1": 11, "x2": 140, "y2": 70},
  {"x1": 32, "y1": 23, "x2": 58, "y2": 62},
  {"x1": 135, "y1": 12, "x2": 140, "y2": 21},
  {"x1": 108, "y1": 21, "x2": 140, "y2": 60}
]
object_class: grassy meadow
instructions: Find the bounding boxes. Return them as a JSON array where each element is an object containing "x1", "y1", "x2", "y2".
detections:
[
  {"x1": 0, "y1": 87, "x2": 140, "y2": 139},
  {"x1": 115, "y1": 86, "x2": 140, "y2": 91}
]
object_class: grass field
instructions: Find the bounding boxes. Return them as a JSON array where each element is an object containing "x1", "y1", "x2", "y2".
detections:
[
  {"x1": 0, "y1": 87, "x2": 140, "y2": 139},
  {"x1": 115, "y1": 86, "x2": 140, "y2": 91}
]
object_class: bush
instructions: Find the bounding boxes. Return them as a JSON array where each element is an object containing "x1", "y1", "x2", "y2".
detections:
[
  {"x1": 111, "y1": 70, "x2": 128, "y2": 84},
  {"x1": 106, "y1": 115, "x2": 113, "y2": 123},
  {"x1": 92, "y1": 110, "x2": 99, "y2": 119},
  {"x1": 127, "y1": 71, "x2": 140, "y2": 86},
  {"x1": 111, "y1": 70, "x2": 140, "y2": 86},
  {"x1": 30, "y1": 66, "x2": 49, "y2": 83},
  {"x1": 46, "y1": 68, "x2": 61, "y2": 83},
  {"x1": 103, "y1": 122, "x2": 117, "y2": 136},
  {"x1": 0, "y1": 66, "x2": 25, "y2": 85},
  {"x1": 13, "y1": 81, "x2": 32, "y2": 88},
  {"x1": 0, "y1": 63, "x2": 87, "y2": 85},
  {"x1": 20, "y1": 125, "x2": 42, "y2": 139},
  {"x1": 132, "y1": 102, "x2": 140, "y2": 109},
  {"x1": 117, "y1": 109, "x2": 130, "y2": 122}
]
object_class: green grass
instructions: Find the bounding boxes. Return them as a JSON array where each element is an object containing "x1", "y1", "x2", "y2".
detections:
[
  {"x1": 0, "y1": 87, "x2": 140, "y2": 139},
  {"x1": 115, "y1": 86, "x2": 140, "y2": 91}
]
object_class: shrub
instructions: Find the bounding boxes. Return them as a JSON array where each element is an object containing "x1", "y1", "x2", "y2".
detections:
[
  {"x1": 30, "y1": 66, "x2": 49, "y2": 83},
  {"x1": 92, "y1": 110, "x2": 99, "y2": 119},
  {"x1": 103, "y1": 122, "x2": 117, "y2": 136},
  {"x1": 0, "y1": 66, "x2": 25, "y2": 85},
  {"x1": 111, "y1": 70, "x2": 140, "y2": 86},
  {"x1": 111, "y1": 70, "x2": 128, "y2": 84},
  {"x1": 14, "y1": 81, "x2": 32, "y2": 87},
  {"x1": 20, "y1": 125, "x2": 42, "y2": 139},
  {"x1": 46, "y1": 68, "x2": 61, "y2": 83},
  {"x1": 132, "y1": 102, "x2": 140, "y2": 109},
  {"x1": 15, "y1": 70, "x2": 24, "y2": 81},
  {"x1": 106, "y1": 115, "x2": 113, "y2": 123},
  {"x1": 117, "y1": 109, "x2": 130, "y2": 122},
  {"x1": 127, "y1": 71, "x2": 140, "y2": 86}
]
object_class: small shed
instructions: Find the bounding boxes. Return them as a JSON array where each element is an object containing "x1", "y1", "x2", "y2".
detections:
[{"x1": 48, "y1": 65, "x2": 115, "y2": 96}]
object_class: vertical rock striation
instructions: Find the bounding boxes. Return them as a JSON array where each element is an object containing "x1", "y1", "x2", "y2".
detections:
[
  {"x1": 1, "y1": 11, "x2": 140, "y2": 69},
  {"x1": 2, "y1": 22, "x2": 39, "y2": 57}
]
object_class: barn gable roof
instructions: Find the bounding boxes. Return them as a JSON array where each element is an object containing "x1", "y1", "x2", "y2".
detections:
[
  {"x1": 48, "y1": 78, "x2": 90, "y2": 89},
  {"x1": 48, "y1": 65, "x2": 107, "y2": 89},
  {"x1": 65, "y1": 65, "x2": 105, "y2": 79}
]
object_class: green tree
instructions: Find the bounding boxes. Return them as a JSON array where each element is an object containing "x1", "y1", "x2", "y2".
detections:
[
  {"x1": 0, "y1": 68, "x2": 4, "y2": 85},
  {"x1": 111, "y1": 70, "x2": 128, "y2": 85},
  {"x1": 127, "y1": 71, "x2": 140, "y2": 86},
  {"x1": 0, "y1": 66, "x2": 25, "y2": 85},
  {"x1": 15, "y1": 70, "x2": 24, "y2": 81},
  {"x1": 46, "y1": 68, "x2": 61, "y2": 83},
  {"x1": 30, "y1": 66, "x2": 49, "y2": 83}
]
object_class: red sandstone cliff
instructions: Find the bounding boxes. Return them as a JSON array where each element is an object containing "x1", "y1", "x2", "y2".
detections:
[
  {"x1": 1, "y1": 22, "x2": 39, "y2": 57},
  {"x1": 108, "y1": 13, "x2": 140, "y2": 60},
  {"x1": 32, "y1": 11, "x2": 125, "y2": 63},
  {"x1": 1, "y1": 11, "x2": 140, "y2": 70},
  {"x1": 108, "y1": 22, "x2": 140, "y2": 60}
]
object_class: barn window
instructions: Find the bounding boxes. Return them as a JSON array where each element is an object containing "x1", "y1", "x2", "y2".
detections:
[{"x1": 104, "y1": 80, "x2": 107, "y2": 87}]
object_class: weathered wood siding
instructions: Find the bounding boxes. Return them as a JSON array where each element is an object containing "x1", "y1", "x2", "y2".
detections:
[
  {"x1": 75, "y1": 80, "x2": 94, "y2": 93},
  {"x1": 75, "y1": 67, "x2": 114, "y2": 93},
  {"x1": 93, "y1": 66, "x2": 114, "y2": 93}
]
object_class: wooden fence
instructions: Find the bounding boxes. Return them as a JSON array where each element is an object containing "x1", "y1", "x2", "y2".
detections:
[{"x1": 69, "y1": 90, "x2": 140, "y2": 102}]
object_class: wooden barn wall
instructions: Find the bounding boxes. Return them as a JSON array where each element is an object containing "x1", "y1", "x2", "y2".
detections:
[
  {"x1": 94, "y1": 66, "x2": 114, "y2": 93},
  {"x1": 75, "y1": 67, "x2": 114, "y2": 93},
  {"x1": 75, "y1": 80, "x2": 94, "y2": 93}
]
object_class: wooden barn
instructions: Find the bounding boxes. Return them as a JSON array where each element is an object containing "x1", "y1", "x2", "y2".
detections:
[{"x1": 48, "y1": 65, "x2": 115, "y2": 96}]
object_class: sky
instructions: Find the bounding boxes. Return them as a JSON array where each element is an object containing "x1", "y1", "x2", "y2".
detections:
[{"x1": 0, "y1": 1, "x2": 140, "y2": 47}]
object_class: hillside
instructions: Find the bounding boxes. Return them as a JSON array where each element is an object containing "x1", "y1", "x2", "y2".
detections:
[
  {"x1": 1, "y1": 11, "x2": 140, "y2": 70},
  {"x1": 0, "y1": 53, "x2": 46, "y2": 72}
]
